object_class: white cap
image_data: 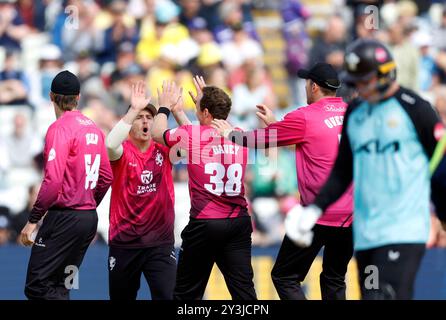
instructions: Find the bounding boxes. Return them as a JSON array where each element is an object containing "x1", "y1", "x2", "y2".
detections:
[
  {"x1": 412, "y1": 31, "x2": 432, "y2": 48},
  {"x1": 39, "y1": 44, "x2": 62, "y2": 61}
]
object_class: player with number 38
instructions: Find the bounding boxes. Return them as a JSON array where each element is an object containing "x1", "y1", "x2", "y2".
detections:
[{"x1": 151, "y1": 76, "x2": 257, "y2": 300}]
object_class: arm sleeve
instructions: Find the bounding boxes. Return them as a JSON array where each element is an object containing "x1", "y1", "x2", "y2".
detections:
[
  {"x1": 95, "y1": 132, "x2": 113, "y2": 206},
  {"x1": 396, "y1": 89, "x2": 441, "y2": 159},
  {"x1": 432, "y1": 156, "x2": 446, "y2": 222},
  {"x1": 163, "y1": 125, "x2": 190, "y2": 149},
  {"x1": 313, "y1": 104, "x2": 355, "y2": 212},
  {"x1": 106, "y1": 119, "x2": 131, "y2": 161},
  {"x1": 228, "y1": 111, "x2": 306, "y2": 149},
  {"x1": 29, "y1": 125, "x2": 70, "y2": 223}
]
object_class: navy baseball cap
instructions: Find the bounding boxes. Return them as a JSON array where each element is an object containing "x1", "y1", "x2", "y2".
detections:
[
  {"x1": 127, "y1": 103, "x2": 157, "y2": 117},
  {"x1": 297, "y1": 62, "x2": 341, "y2": 90},
  {"x1": 51, "y1": 70, "x2": 80, "y2": 95}
]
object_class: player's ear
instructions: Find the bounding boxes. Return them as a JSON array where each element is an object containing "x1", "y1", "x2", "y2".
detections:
[{"x1": 49, "y1": 92, "x2": 54, "y2": 102}]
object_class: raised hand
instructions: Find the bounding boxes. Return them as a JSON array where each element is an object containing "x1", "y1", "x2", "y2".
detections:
[
  {"x1": 157, "y1": 80, "x2": 182, "y2": 110},
  {"x1": 189, "y1": 75, "x2": 206, "y2": 105},
  {"x1": 211, "y1": 119, "x2": 234, "y2": 138},
  {"x1": 256, "y1": 104, "x2": 276, "y2": 126},
  {"x1": 130, "y1": 81, "x2": 151, "y2": 112},
  {"x1": 171, "y1": 93, "x2": 185, "y2": 114}
]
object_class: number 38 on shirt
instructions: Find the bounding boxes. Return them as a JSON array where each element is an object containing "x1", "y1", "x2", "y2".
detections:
[{"x1": 204, "y1": 163, "x2": 242, "y2": 196}]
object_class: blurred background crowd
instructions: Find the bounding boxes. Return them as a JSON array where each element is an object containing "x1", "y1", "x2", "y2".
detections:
[{"x1": 0, "y1": 0, "x2": 446, "y2": 248}]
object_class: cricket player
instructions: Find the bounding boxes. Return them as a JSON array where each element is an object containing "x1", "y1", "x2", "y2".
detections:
[
  {"x1": 212, "y1": 63, "x2": 354, "y2": 300},
  {"x1": 20, "y1": 70, "x2": 113, "y2": 300},
  {"x1": 285, "y1": 39, "x2": 445, "y2": 299},
  {"x1": 151, "y1": 78, "x2": 257, "y2": 300},
  {"x1": 105, "y1": 82, "x2": 180, "y2": 300}
]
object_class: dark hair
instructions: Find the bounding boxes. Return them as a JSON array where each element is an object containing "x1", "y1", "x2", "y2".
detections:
[
  {"x1": 200, "y1": 86, "x2": 231, "y2": 120},
  {"x1": 50, "y1": 92, "x2": 79, "y2": 111},
  {"x1": 310, "y1": 80, "x2": 337, "y2": 96}
]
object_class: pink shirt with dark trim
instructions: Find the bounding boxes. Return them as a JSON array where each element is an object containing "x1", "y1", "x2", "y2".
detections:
[
  {"x1": 30, "y1": 110, "x2": 113, "y2": 223},
  {"x1": 258, "y1": 97, "x2": 353, "y2": 227}
]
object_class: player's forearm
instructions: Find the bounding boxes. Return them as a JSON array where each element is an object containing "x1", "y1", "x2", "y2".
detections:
[
  {"x1": 227, "y1": 130, "x2": 270, "y2": 149},
  {"x1": 95, "y1": 154, "x2": 113, "y2": 205},
  {"x1": 151, "y1": 114, "x2": 169, "y2": 145},
  {"x1": 29, "y1": 180, "x2": 61, "y2": 223},
  {"x1": 106, "y1": 119, "x2": 131, "y2": 161},
  {"x1": 172, "y1": 110, "x2": 192, "y2": 126}
]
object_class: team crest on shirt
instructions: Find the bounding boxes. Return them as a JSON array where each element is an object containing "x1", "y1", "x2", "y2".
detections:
[{"x1": 155, "y1": 152, "x2": 164, "y2": 166}]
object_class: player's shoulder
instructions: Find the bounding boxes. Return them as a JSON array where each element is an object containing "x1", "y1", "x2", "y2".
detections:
[
  {"x1": 395, "y1": 86, "x2": 432, "y2": 111},
  {"x1": 168, "y1": 124, "x2": 193, "y2": 135},
  {"x1": 282, "y1": 106, "x2": 307, "y2": 121},
  {"x1": 153, "y1": 141, "x2": 170, "y2": 154},
  {"x1": 344, "y1": 97, "x2": 365, "y2": 119}
]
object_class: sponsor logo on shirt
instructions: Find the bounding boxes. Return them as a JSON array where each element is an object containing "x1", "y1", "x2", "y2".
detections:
[
  {"x1": 324, "y1": 105, "x2": 346, "y2": 112},
  {"x1": 48, "y1": 148, "x2": 56, "y2": 161},
  {"x1": 138, "y1": 170, "x2": 157, "y2": 194},
  {"x1": 109, "y1": 256, "x2": 116, "y2": 271},
  {"x1": 387, "y1": 117, "x2": 400, "y2": 128},
  {"x1": 34, "y1": 237, "x2": 46, "y2": 248},
  {"x1": 76, "y1": 117, "x2": 94, "y2": 126},
  {"x1": 141, "y1": 170, "x2": 153, "y2": 184},
  {"x1": 388, "y1": 250, "x2": 400, "y2": 261}
]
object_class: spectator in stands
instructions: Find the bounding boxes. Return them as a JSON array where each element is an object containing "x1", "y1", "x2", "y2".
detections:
[
  {"x1": 111, "y1": 63, "x2": 145, "y2": 116},
  {"x1": 413, "y1": 31, "x2": 436, "y2": 92},
  {"x1": 4, "y1": 113, "x2": 42, "y2": 169},
  {"x1": 0, "y1": 0, "x2": 30, "y2": 51},
  {"x1": 388, "y1": 20, "x2": 420, "y2": 91},
  {"x1": 82, "y1": 97, "x2": 118, "y2": 134},
  {"x1": 0, "y1": 49, "x2": 28, "y2": 105},
  {"x1": 136, "y1": 0, "x2": 189, "y2": 70},
  {"x1": 60, "y1": 0, "x2": 101, "y2": 61},
  {"x1": 196, "y1": 41, "x2": 223, "y2": 71},
  {"x1": 96, "y1": 0, "x2": 138, "y2": 65},
  {"x1": 308, "y1": 15, "x2": 347, "y2": 72},
  {"x1": 0, "y1": 139, "x2": 10, "y2": 189},
  {"x1": 17, "y1": 0, "x2": 46, "y2": 31},
  {"x1": 0, "y1": 209, "x2": 12, "y2": 245},
  {"x1": 28, "y1": 43, "x2": 63, "y2": 111},
  {"x1": 435, "y1": 86, "x2": 446, "y2": 124},
  {"x1": 231, "y1": 66, "x2": 276, "y2": 129},
  {"x1": 110, "y1": 42, "x2": 137, "y2": 85},
  {"x1": 183, "y1": 17, "x2": 215, "y2": 77},
  {"x1": 178, "y1": 0, "x2": 202, "y2": 28},
  {"x1": 354, "y1": 13, "x2": 377, "y2": 40},
  {"x1": 203, "y1": 67, "x2": 230, "y2": 95},
  {"x1": 434, "y1": 50, "x2": 446, "y2": 86},
  {"x1": 220, "y1": 23, "x2": 263, "y2": 72},
  {"x1": 433, "y1": 7, "x2": 446, "y2": 52},
  {"x1": 281, "y1": 0, "x2": 310, "y2": 106},
  {"x1": 213, "y1": 0, "x2": 258, "y2": 43}
]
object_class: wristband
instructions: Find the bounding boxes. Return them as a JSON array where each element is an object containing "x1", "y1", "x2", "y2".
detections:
[{"x1": 158, "y1": 107, "x2": 171, "y2": 118}]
